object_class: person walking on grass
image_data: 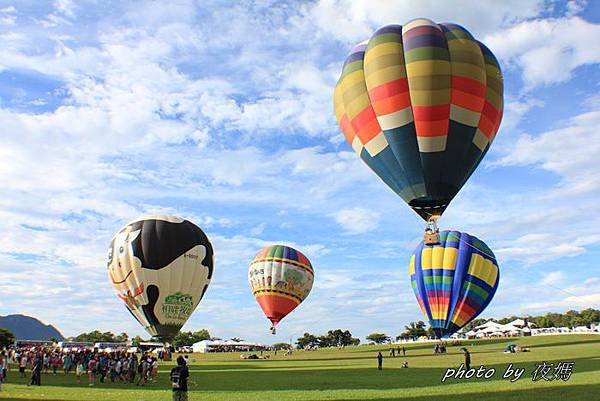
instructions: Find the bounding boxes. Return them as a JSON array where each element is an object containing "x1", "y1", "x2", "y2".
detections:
[
  {"x1": 136, "y1": 357, "x2": 148, "y2": 386},
  {"x1": 377, "y1": 352, "x2": 383, "y2": 370},
  {"x1": 129, "y1": 354, "x2": 138, "y2": 384},
  {"x1": 150, "y1": 357, "x2": 159, "y2": 383},
  {"x1": 29, "y1": 354, "x2": 42, "y2": 386},
  {"x1": 19, "y1": 353, "x2": 27, "y2": 378},
  {"x1": 63, "y1": 352, "x2": 72, "y2": 374},
  {"x1": 0, "y1": 353, "x2": 5, "y2": 392},
  {"x1": 170, "y1": 356, "x2": 190, "y2": 401},
  {"x1": 462, "y1": 348, "x2": 471, "y2": 370},
  {"x1": 76, "y1": 360, "x2": 85, "y2": 384},
  {"x1": 0, "y1": 351, "x2": 7, "y2": 384},
  {"x1": 87, "y1": 357, "x2": 97, "y2": 387}
]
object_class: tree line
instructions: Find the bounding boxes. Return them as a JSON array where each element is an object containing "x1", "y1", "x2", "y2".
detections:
[
  {"x1": 296, "y1": 329, "x2": 360, "y2": 348},
  {"x1": 469, "y1": 308, "x2": 600, "y2": 330},
  {"x1": 3, "y1": 308, "x2": 596, "y2": 349}
]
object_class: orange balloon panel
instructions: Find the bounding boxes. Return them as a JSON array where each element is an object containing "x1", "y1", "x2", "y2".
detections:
[{"x1": 255, "y1": 294, "x2": 300, "y2": 326}]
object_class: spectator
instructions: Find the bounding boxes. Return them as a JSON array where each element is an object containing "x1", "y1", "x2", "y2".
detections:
[{"x1": 170, "y1": 356, "x2": 190, "y2": 401}]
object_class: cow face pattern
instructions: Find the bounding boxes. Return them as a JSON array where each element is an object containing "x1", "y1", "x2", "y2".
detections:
[{"x1": 107, "y1": 215, "x2": 214, "y2": 342}]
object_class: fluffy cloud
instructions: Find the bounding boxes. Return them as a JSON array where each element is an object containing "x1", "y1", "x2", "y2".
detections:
[
  {"x1": 542, "y1": 271, "x2": 566, "y2": 286},
  {"x1": 303, "y1": 0, "x2": 545, "y2": 44},
  {"x1": 485, "y1": 16, "x2": 600, "y2": 87},
  {"x1": 492, "y1": 110, "x2": 600, "y2": 196},
  {"x1": 334, "y1": 207, "x2": 380, "y2": 234}
]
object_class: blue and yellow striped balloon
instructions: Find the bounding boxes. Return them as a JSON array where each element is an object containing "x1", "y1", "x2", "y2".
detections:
[{"x1": 409, "y1": 230, "x2": 499, "y2": 337}]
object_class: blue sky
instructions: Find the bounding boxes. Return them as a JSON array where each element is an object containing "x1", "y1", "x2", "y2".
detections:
[{"x1": 0, "y1": 0, "x2": 599, "y2": 343}]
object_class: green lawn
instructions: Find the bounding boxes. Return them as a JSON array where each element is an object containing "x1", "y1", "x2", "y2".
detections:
[{"x1": 2, "y1": 334, "x2": 599, "y2": 401}]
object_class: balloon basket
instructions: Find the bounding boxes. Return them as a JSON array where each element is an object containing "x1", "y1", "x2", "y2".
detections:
[
  {"x1": 423, "y1": 217, "x2": 440, "y2": 245},
  {"x1": 269, "y1": 326, "x2": 277, "y2": 335}
]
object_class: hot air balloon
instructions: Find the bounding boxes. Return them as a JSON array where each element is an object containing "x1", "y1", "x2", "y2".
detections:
[
  {"x1": 249, "y1": 245, "x2": 314, "y2": 334},
  {"x1": 409, "y1": 230, "x2": 499, "y2": 338},
  {"x1": 107, "y1": 215, "x2": 214, "y2": 343},
  {"x1": 334, "y1": 19, "x2": 503, "y2": 227}
]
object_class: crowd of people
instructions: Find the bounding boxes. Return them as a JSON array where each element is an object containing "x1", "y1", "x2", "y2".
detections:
[{"x1": 1, "y1": 345, "x2": 176, "y2": 388}]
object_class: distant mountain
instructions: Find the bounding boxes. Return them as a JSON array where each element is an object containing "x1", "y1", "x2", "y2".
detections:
[{"x1": 0, "y1": 314, "x2": 65, "y2": 341}]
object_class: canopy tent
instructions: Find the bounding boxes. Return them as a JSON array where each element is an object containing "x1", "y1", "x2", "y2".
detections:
[
  {"x1": 192, "y1": 340, "x2": 269, "y2": 353},
  {"x1": 506, "y1": 318, "x2": 537, "y2": 328},
  {"x1": 473, "y1": 320, "x2": 502, "y2": 330}
]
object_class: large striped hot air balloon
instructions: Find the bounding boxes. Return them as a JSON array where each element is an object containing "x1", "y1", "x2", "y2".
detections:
[
  {"x1": 249, "y1": 245, "x2": 314, "y2": 334},
  {"x1": 107, "y1": 215, "x2": 214, "y2": 343},
  {"x1": 334, "y1": 19, "x2": 503, "y2": 221},
  {"x1": 409, "y1": 230, "x2": 499, "y2": 338}
]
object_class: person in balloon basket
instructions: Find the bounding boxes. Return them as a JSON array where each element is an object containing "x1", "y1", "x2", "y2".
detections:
[
  {"x1": 462, "y1": 348, "x2": 471, "y2": 370},
  {"x1": 377, "y1": 352, "x2": 383, "y2": 370},
  {"x1": 170, "y1": 356, "x2": 190, "y2": 401}
]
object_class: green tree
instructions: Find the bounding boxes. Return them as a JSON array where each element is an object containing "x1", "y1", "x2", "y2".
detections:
[
  {"x1": 296, "y1": 333, "x2": 319, "y2": 349},
  {"x1": 131, "y1": 336, "x2": 144, "y2": 347},
  {"x1": 317, "y1": 335, "x2": 332, "y2": 347},
  {"x1": 75, "y1": 330, "x2": 119, "y2": 343},
  {"x1": 272, "y1": 342, "x2": 292, "y2": 350},
  {"x1": 366, "y1": 333, "x2": 390, "y2": 344},
  {"x1": 426, "y1": 327, "x2": 436, "y2": 338},
  {"x1": 580, "y1": 308, "x2": 600, "y2": 326},
  {"x1": 497, "y1": 315, "x2": 519, "y2": 325},
  {"x1": 322, "y1": 329, "x2": 357, "y2": 347},
  {"x1": 468, "y1": 318, "x2": 488, "y2": 330},
  {"x1": 172, "y1": 330, "x2": 212, "y2": 347},
  {"x1": 401, "y1": 321, "x2": 427, "y2": 338},
  {"x1": 0, "y1": 328, "x2": 15, "y2": 348},
  {"x1": 115, "y1": 332, "x2": 129, "y2": 342}
]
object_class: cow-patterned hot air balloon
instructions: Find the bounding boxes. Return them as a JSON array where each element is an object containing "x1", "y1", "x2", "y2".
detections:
[
  {"x1": 409, "y1": 230, "x2": 499, "y2": 338},
  {"x1": 333, "y1": 19, "x2": 503, "y2": 225},
  {"x1": 249, "y1": 245, "x2": 314, "y2": 334},
  {"x1": 107, "y1": 215, "x2": 214, "y2": 343}
]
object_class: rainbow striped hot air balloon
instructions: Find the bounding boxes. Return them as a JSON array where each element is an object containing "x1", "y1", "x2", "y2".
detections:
[
  {"x1": 249, "y1": 245, "x2": 314, "y2": 334},
  {"x1": 409, "y1": 231, "x2": 499, "y2": 338},
  {"x1": 334, "y1": 19, "x2": 503, "y2": 222}
]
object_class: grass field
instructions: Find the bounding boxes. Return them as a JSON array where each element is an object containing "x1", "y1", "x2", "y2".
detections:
[{"x1": 2, "y1": 334, "x2": 599, "y2": 401}]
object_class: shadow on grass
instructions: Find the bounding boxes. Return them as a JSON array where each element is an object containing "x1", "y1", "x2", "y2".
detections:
[
  {"x1": 526, "y1": 338, "x2": 600, "y2": 349},
  {"x1": 8, "y1": 383, "x2": 596, "y2": 401},
  {"x1": 5, "y1": 356, "x2": 599, "y2": 393},
  {"x1": 303, "y1": 384, "x2": 596, "y2": 401}
]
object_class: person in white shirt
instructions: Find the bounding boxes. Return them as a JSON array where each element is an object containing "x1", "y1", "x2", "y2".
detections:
[{"x1": 19, "y1": 355, "x2": 28, "y2": 378}]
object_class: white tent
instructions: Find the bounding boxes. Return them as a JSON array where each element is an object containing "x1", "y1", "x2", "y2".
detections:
[
  {"x1": 507, "y1": 318, "x2": 537, "y2": 328},
  {"x1": 473, "y1": 320, "x2": 501, "y2": 330},
  {"x1": 192, "y1": 339, "x2": 269, "y2": 353}
]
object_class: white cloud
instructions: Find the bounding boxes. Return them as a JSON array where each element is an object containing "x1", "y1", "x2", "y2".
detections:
[
  {"x1": 492, "y1": 110, "x2": 600, "y2": 196},
  {"x1": 334, "y1": 207, "x2": 380, "y2": 234},
  {"x1": 542, "y1": 271, "x2": 566, "y2": 286},
  {"x1": 566, "y1": 0, "x2": 587, "y2": 17},
  {"x1": 303, "y1": 0, "x2": 545, "y2": 44},
  {"x1": 485, "y1": 16, "x2": 600, "y2": 88}
]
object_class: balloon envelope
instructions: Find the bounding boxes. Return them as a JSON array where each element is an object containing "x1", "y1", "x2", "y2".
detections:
[
  {"x1": 107, "y1": 215, "x2": 214, "y2": 342},
  {"x1": 409, "y1": 230, "x2": 499, "y2": 337},
  {"x1": 334, "y1": 19, "x2": 503, "y2": 220},
  {"x1": 249, "y1": 245, "x2": 314, "y2": 328}
]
